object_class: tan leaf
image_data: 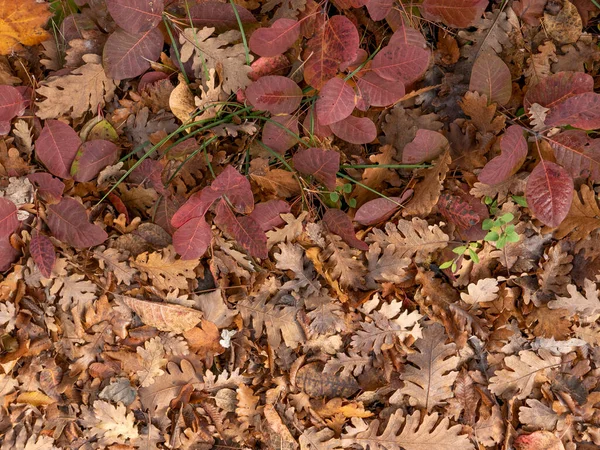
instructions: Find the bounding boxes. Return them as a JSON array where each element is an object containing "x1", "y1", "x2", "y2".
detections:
[
  {"x1": 195, "y1": 289, "x2": 236, "y2": 328},
  {"x1": 183, "y1": 319, "x2": 225, "y2": 356},
  {"x1": 351, "y1": 145, "x2": 401, "y2": 207},
  {"x1": 266, "y1": 212, "x2": 307, "y2": 248},
  {"x1": 132, "y1": 247, "x2": 198, "y2": 291},
  {"x1": 119, "y1": 296, "x2": 203, "y2": 333},
  {"x1": 548, "y1": 279, "x2": 600, "y2": 317},
  {"x1": 89, "y1": 400, "x2": 139, "y2": 444},
  {"x1": 169, "y1": 73, "x2": 196, "y2": 125},
  {"x1": 459, "y1": 91, "x2": 506, "y2": 135},
  {"x1": 136, "y1": 337, "x2": 167, "y2": 388},
  {"x1": 403, "y1": 150, "x2": 450, "y2": 217},
  {"x1": 543, "y1": 0, "x2": 582, "y2": 45},
  {"x1": 52, "y1": 273, "x2": 98, "y2": 311},
  {"x1": 461, "y1": 278, "x2": 499, "y2": 304},
  {"x1": 473, "y1": 405, "x2": 504, "y2": 447},
  {"x1": 93, "y1": 247, "x2": 137, "y2": 286},
  {"x1": 519, "y1": 399, "x2": 563, "y2": 430},
  {"x1": 554, "y1": 185, "x2": 600, "y2": 241}
]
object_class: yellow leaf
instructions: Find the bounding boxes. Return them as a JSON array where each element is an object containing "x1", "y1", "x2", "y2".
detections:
[
  {"x1": 17, "y1": 391, "x2": 55, "y2": 406},
  {"x1": 0, "y1": 0, "x2": 52, "y2": 55}
]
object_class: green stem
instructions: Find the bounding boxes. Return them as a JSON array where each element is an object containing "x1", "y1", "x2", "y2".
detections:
[
  {"x1": 229, "y1": 0, "x2": 251, "y2": 65},
  {"x1": 163, "y1": 16, "x2": 190, "y2": 85}
]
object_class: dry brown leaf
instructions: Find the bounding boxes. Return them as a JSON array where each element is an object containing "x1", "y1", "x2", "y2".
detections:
[
  {"x1": 119, "y1": 296, "x2": 203, "y2": 333},
  {"x1": 554, "y1": 185, "x2": 600, "y2": 241},
  {"x1": 402, "y1": 151, "x2": 451, "y2": 217},
  {"x1": 0, "y1": 0, "x2": 51, "y2": 55},
  {"x1": 131, "y1": 247, "x2": 198, "y2": 291},
  {"x1": 351, "y1": 145, "x2": 401, "y2": 207},
  {"x1": 183, "y1": 319, "x2": 225, "y2": 356}
]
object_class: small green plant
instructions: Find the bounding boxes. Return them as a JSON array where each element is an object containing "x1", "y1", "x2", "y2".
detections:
[
  {"x1": 482, "y1": 212, "x2": 520, "y2": 249},
  {"x1": 328, "y1": 183, "x2": 356, "y2": 207},
  {"x1": 440, "y1": 242, "x2": 480, "y2": 273}
]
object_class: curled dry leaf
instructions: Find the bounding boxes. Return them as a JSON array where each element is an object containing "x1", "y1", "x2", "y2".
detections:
[{"x1": 119, "y1": 296, "x2": 203, "y2": 333}]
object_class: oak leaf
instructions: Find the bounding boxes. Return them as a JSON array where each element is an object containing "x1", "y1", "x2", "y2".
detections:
[
  {"x1": 554, "y1": 185, "x2": 600, "y2": 241},
  {"x1": 136, "y1": 337, "x2": 167, "y2": 388},
  {"x1": 88, "y1": 401, "x2": 139, "y2": 444},
  {"x1": 131, "y1": 247, "x2": 198, "y2": 291}
]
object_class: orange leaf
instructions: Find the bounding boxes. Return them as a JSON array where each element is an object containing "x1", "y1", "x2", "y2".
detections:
[{"x1": 0, "y1": 0, "x2": 52, "y2": 55}]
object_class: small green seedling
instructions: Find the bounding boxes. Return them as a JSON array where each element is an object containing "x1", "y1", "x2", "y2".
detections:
[
  {"x1": 440, "y1": 242, "x2": 480, "y2": 273},
  {"x1": 482, "y1": 212, "x2": 520, "y2": 249},
  {"x1": 328, "y1": 183, "x2": 356, "y2": 208}
]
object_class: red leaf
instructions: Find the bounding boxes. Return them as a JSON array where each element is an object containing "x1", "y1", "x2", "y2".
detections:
[
  {"x1": 548, "y1": 130, "x2": 600, "y2": 181},
  {"x1": 0, "y1": 85, "x2": 25, "y2": 135},
  {"x1": 302, "y1": 108, "x2": 333, "y2": 139},
  {"x1": 171, "y1": 188, "x2": 220, "y2": 228},
  {"x1": 389, "y1": 23, "x2": 428, "y2": 48},
  {"x1": 0, "y1": 198, "x2": 19, "y2": 239},
  {"x1": 524, "y1": 71, "x2": 593, "y2": 112},
  {"x1": 249, "y1": 18, "x2": 300, "y2": 57},
  {"x1": 402, "y1": 129, "x2": 449, "y2": 164},
  {"x1": 71, "y1": 140, "x2": 119, "y2": 182},
  {"x1": 190, "y1": 2, "x2": 256, "y2": 33},
  {"x1": 129, "y1": 159, "x2": 167, "y2": 195},
  {"x1": 108, "y1": 193, "x2": 130, "y2": 222},
  {"x1": 249, "y1": 55, "x2": 291, "y2": 81},
  {"x1": 173, "y1": 216, "x2": 212, "y2": 260},
  {"x1": 478, "y1": 125, "x2": 528, "y2": 184},
  {"x1": 545, "y1": 93, "x2": 600, "y2": 130},
  {"x1": 355, "y1": 72, "x2": 405, "y2": 109},
  {"x1": 366, "y1": 0, "x2": 393, "y2": 21},
  {"x1": 249, "y1": 200, "x2": 291, "y2": 231},
  {"x1": 47, "y1": 197, "x2": 108, "y2": 248},
  {"x1": 103, "y1": 27, "x2": 163, "y2": 80},
  {"x1": 214, "y1": 200, "x2": 268, "y2": 259},
  {"x1": 526, "y1": 160, "x2": 574, "y2": 227},
  {"x1": 354, "y1": 192, "x2": 412, "y2": 226},
  {"x1": 469, "y1": 53, "x2": 512, "y2": 106},
  {"x1": 26, "y1": 173, "x2": 65, "y2": 203},
  {"x1": 323, "y1": 209, "x2": 368, "y2": 251},
  {"x1": 316, "y1": 77, "x2": 356, "y2": 126},
  {"x1": 106, "y1": 0, "x2": 164, "y2": 33},
  {"x1": 35, "y1": 120, "x2": 81, "y2": 179},
  {"x1": 154, "y1": 195, "x2": 182, "y2": 235},
  {"x1": 304, "y1": 15, "x2": 359, "y2": 89},
  {"x1": 293, "y1": 147, "x2": 340, "y2": 190},
  {"x1": 245, "y1": 75, "x2": 303, "y2": 114},
  {"x1": 329, "y1": 116, "x2": 376, "y2": 144},
  {"x1": 437, "y1": 193, "x2": 482, "y2": 229},
  {"x1": 262, "y1": 115, "x2": 300, "y2": 154},
  {"x1": 29, "y1": 232, "x2": 55, "y2": 278},
  {"x1": 421, "y1": 0, "x2": 488, "y2": 28},
  {"x1": 372, "y1": 43, "x2": 430, "y2": 85},
  {"x1": 0, "y1": 238, "x2": 19, "y2": 272},
  {"x1": 210, "y1": 166, "x2": 254, "y2": 214}
]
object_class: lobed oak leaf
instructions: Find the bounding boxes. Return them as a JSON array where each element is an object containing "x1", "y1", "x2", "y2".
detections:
[
  {"x1": 0, "y1": 0, "x2": 52, "y2": 55},
  {"x1": 106, "y1": 0, "x2": 164, "y2": 34},
  {"x1": 554, "y1": 185, "x2": 600, "y2": 241},
  {"x1": 103, "y1": 27, "x2": 164, "y2": 80},
  {"x1": 479, "y1": 125, "x2": 528, "y2": 185},
  {"x1": 93, "y1": 247, "x2": 137, "y2": 285},
  {"x1": 299, "y1": 427, "x2": 341, "y2": 450},
  {"x1": 136, "y1": 337, "x2": 167, "y2": 387},
  {"x1": 469, "y1": 52, "x2": 512, "y2": 106},
  {"x1": 0, "y1": 86, "x2": 25, "y2": 135},
  {"x1": 249, "y1": 18, "x2": 300, "y2": 57},
  {"x1": 245, "y1": 75, "x2": 303, "y2": 114},
  {"x1": 293, "y1": 147, "x2": 340, "y2": 190},
  {"x1": 519, "y1": 399, "x2": 563, "y2": 430},
  {"x1": 329, "y1": 115, "x2": 376, "y2": 144},
  {"x1": 316, "y1": 77, "x2": 356, "y2": 126},
  {"x1": 422, "y1": 0, "x2": 487, "y2": 28},
  {"x1": 461, "y1": 278, "x2": 499, "y2": 304},
  {"x1": 526, "y1": 160, "x2": 574, "y2": 227},
  {"x1": 89, "y1": 400, "x2": 139, "y2": 444},
  {"x1": 35, "y1": 120, "x2": 81, "y2": 179},
  {"x1": 548, "y1": 278, "x2": 600, "y2": 316},
  {"x1": 131, "y1": 247, "x2": 198, "y2": 290},
  {"x1": 47, "y1": 197, "x2": 108, "y2": 248}
]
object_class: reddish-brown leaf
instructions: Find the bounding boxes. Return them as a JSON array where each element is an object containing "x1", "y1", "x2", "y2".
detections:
[
  {"x1": 71, "y1": 140, "x2": 119, "y2": 182},
  {"x1": 210, "y1": 166, "x2": 254, "y2": 214},
  {"x1": 190, "y1": 2, "x2": 256, "y2": 33},
  {"x1": 245, "y1": 75, "x2": 303, "y2": 114},
  {"x1": 545, "y1": 93, "x2": 600, "y2": 130},
  {"x1": 214, "y1": 200, "x2": 268, "y2": 259},
  {"x1": 372, "y1": 43, "x2": 430, "y2": 85},
  {"x1": 355, "y1": 72, "x2": 405, "y2": 109},
  {"x1": 249, "y1": 55, "x2": 291, "y2": 81},
  {"x1": 478, "y1": 125, "x2": 528, "y2": 185},
  {"x1": 548, "y1": 130, "x2": 600, "y2": 181},
  {"x1": 437, "y1": 193, "x2": 482, "y2": 229},
  {"x1": 29, "y1": 232, "x2": 55, "y2": 278},
  {"x1": 354, "y1": 192, "x2": 412, "y2": 226},
  {"x1": 103, "y1": 27, "x2": 163, "y2": 80},
  {"x1": 173, "y1": 216, "x2": 212, "y2": 260},
  {"x1": 316, "y1": 77, "x2": 356, "y2": 126},
  {"x1": 106, "y1": 0, "x2": 164, "y2": 33},
  {"x1": 526, "y1": 160, "x2": 574, "y2": 227},
  {"x1": 35, "y1": 120, "x2": 81, "y2": 179},
  {"x1": 0, "y1": 198, "x2": 19, "y2": 239},
  {"x1": 402, "y1": 129, "x2": 449, "y2": 164},
  {"x1": 0, "y1": 85, "x2": 25, "y2": 135},
  {"x1": 323, "y1": 209, "x2": 368, "y2": 251},
  {"x1": 248, "y1": 200, "x2": 291, "y2": 231},
  {"x1": 47, "y1": 197, "x2": 108, "y2": 248},
  {"x1": 304, "y1": 15, "x2": 359, "y2": 89},
  {"x1": 293, "y1": 147, "x2": 340, "y2": 190},
  {"x1": 366, "y1": 0, "x2": 393, "y2": 20},
  {"x1": 249, "y1": 18, "x2": 300, "y2": 57},
  {"x1": 262, "y1": 115, "x2": 300, "y2": 154},
  {"x1": 389, "y1": 23, "x2": 428, "y2": 48},
  {"x1": 120, "y1": 296, "x2": 203, "y2": 333},
  {"x1": 421, "y1": 0, "x2": 488, "y2": 28},
  {"x1": 524, "y1": 72, "x2": 593, "y2": 112},
  {"x1": 329, "y1": 116, "x2": 376, "y2": 144},
  {"x1": 26, "y1": 173, "x2": 65, "y2": 203},
  {"x1": 302, "y1": 108, "x2": 333, "y2": 139},
  {"x1": 469, "y1": 53, "x2": 512, "y2": 106}
]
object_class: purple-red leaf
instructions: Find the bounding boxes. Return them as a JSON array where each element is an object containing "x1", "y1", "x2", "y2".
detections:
[
  {"x1": 402, "y1": 129, "x2": 449, "y2": 164},
  {"x1": 71, "y1": 140, "x2": 119, "y2": 182},
  {"x1": 304, "y1": 15, "x2": 359, "y2": 89},
  {"x1": 366, "y1": 0, "x2": 393, "y2": 21},
  {"x1": 249, "y1": 200, "x2": 291, "y2": 231},
  {"x1": 249, "y1": 18, "x2": 300, "y2": 57},
  {"x1": 354, "y1": 192, "x2": 412, "y2": 226},
  {"x1": 210, "y1": 166, "x2": 254, "y2": 214},
  {"x1": 26, "y1": 173, "x2": 65, "y2": 204},
  {"x1": 0, "y1": 86, "x2": 25, "y2": 135},
  {"x1": 478, "y1": 125, "x2": 528, "y2": 185},
  {"x1": 214, "y1": 200, "x2": 268, "y2": 259},
  {"x1": 526, "y1": 160, "x2": 574, "y2": 227},
  {"x1": 103, "y1": 27, "x2": 163, "y2": 80},
  {"x1": 421, "y1": 0, "x2": 488, "y2": 28},
  {"x1": 355, "y1": 72, "x2": 405, "y2": 109},
  {"x1": 29, "y1": 232, "x2": 55, "y2": 278},
  {"x1": 437, "y1": 192, "x2": 483, "y2": 229},
  {"x1": 190, "y1": 2, "x2": 256, "y2": 33},
  {"x1": 302, "y1": 108, "x2": 333, "y2": 139},
  {"x1": 0, "y1": 198, "x2": 19, "y2": 239},
  {"x1": 173, "y1": 216, "x2": 212, "y2": 260},
  {"x1": 372, "y1": 43, "x2": 430, "y2": 85},
  {"x1": 106, "y1": 0, "x2": 164, "y2": 33},
  {"x1": 316, "y1": 77, "x2": 356, "y2": 126},
  {"x1": 323, "y1": 209, "x2": 368, "y2": 251},
  {"x1": 35, "y1": 120, "x2": 81, "y2": 179},
  {"x1": 545, "y1": 93, "x2": 600, "y2": 130},
  {"x1": 389, "y1": 23, "x2": 428, "y2": 48},
  {"x1": 524, "y1": 71, "x2": 593, "y2": 112},
  {"x1": 548, "y1": 130, "x2": 600, "y2": 181},
  {"x1": 262, "y1": 115, "x2": 300, "y2": 154},
  {"x1": 47, "y1": 197, "x2": 108, "y2": 248},
  {"x1": 293, "y1": 147, "x2": 340, "y2": 190},
  {"x1": 329, "y1": 116, "x2": 377, "y2": 144},
  {"x1": 469, "y1": 53, "x2": 512, "y2": 106},
  {"x1": 245, "y1": 75, "x2": 303, "y2": 114},
  {"x1": 249, "y1": 55, "x2": 291, "y2": 81}
]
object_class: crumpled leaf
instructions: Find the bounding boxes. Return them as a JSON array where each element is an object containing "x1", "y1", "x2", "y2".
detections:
[{"x1": 119, "y1": 296, "x2": 203, "y2": 333}]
